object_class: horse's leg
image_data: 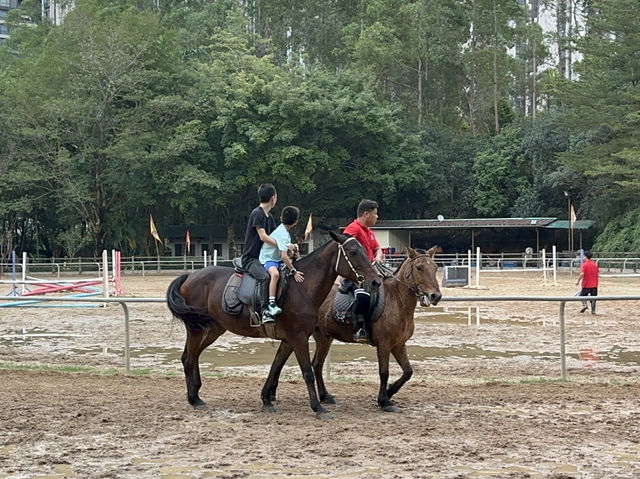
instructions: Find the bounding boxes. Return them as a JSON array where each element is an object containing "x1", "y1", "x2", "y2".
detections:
[
  {"x1": 375, "y1": 344, "x2": 398, "y2": 412},
  {"x1": 182, "y1": 324, "x2": 225, "y2": 409},
  {"x1": 261, "y1": 341, "x2": 294, "y2": 413},
  {"x1": 387, "y1": 343, "x2": 413, "y2": 400},
  {"x1": 312, "y1": 332, "x2": 336, "y2": 404},
  {"x1": 291, "y1": 333, "x2": 330, "y2": 419}
]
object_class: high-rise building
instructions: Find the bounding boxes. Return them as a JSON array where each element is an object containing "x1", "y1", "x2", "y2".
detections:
[
  {"x1": 0, "y1": 0, "x2": 21, "y2": 45},
  {"x1": 0, "y1": 1, "x2": 71, "y2": 44},
  {"x1": 42, "y1": 0, "x2": 70, "y2": 26}
]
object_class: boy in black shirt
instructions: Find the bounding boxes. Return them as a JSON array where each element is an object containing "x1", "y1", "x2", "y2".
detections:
[{"x1": 241, "y1": 183, "x2": 278, "y2": 323}]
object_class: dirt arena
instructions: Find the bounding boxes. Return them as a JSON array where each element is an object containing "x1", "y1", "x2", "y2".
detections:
[{"x1": 2, "y1": 271, "x2": 640, "y2": 478}]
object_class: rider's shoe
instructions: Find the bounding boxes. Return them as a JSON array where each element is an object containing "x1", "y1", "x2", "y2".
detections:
[
  {"x1": 353, "y1": 328, "x2": 367, "y2": 343},
  {"x1": 261, "y1": 311, "x2": 275, "y2": 324},
  {"x1": 267, "y1": 303, "x2": 282, "y2": 316}
]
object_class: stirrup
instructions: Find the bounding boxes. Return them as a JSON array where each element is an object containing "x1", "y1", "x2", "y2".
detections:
[
  {"x1": 261, "y1": 312, "x2": 275, "y2": 324},
  {"x1": 353, "y1": 328, "x2": 367, "y2": 343}
]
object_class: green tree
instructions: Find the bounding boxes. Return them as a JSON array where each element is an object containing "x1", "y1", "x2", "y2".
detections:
[
  {"x1": 554, "y1": 0, "x2": 640, "y2": 243},
  {"x1": 0, "y1": 1, "x2": 194, "y2": 254}
]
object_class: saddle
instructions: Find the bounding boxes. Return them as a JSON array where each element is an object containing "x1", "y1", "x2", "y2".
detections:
[
  {"x1": 222, "y1": 258, "x2": 289, "y2": 327},
  {"x1": 331, "y1": 281, "x2": 385, "y2": 325}
]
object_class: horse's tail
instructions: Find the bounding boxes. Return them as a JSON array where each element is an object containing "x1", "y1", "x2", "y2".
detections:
[{"x1": 166, "y1": 274, "x2": 213, "y2": 330}]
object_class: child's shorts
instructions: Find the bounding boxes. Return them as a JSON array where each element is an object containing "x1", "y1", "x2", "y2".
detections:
[{"x1": 264, "y1": 261, "x2": 283, "y2": 271}]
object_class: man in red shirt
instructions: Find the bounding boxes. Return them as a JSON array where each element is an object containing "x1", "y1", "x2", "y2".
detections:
[
  {"x1": 342, "y1": 199, "x2": 384, "y2": 342},
  {"x1": 576, "y1": 251, "x2": 599, "y2": 314}
]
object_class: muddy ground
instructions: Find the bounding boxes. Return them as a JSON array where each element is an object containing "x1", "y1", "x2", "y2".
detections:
[{"x1": 1, "y1": 271, "x2": 640, "y2": 478}]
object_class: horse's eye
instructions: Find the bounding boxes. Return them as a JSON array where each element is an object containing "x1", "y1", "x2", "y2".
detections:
[{"x1": 416, "y1": 265, "x2": 423, "y2": 271}]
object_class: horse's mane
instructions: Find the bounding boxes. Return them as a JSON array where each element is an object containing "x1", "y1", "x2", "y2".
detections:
[
  {"x1": 392, "y1": 248, "x2": 432, "y2": 275},
  {"x1": 294, "y1": 239, "x2": 334, "y2": 270}
]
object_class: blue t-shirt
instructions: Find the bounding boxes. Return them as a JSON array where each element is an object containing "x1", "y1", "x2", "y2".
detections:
[{"x1": 259, "y1": 224, "x2": 291, "y2": 264}]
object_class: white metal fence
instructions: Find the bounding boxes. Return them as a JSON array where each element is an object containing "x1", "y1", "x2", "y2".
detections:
[{"x1": 1, "y1": 294, "x2": 639, "y2": 380}]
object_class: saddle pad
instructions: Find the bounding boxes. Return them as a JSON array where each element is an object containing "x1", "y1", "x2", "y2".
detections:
[
  {"x1": 332, "y1": 283, "x2": 385, "y2": 325},
  {"x1": 222, "y1": 274, "x2": 244, "y2": 316},
  {"x1": 331, "y1": 291, "x2": 356, "y2": 324}
]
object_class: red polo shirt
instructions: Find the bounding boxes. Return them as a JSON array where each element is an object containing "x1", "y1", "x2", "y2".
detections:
[
  {"x1": 581, "y1": 259, "x2": 599, "y2": 288},
  {"x1": 343, "y1": 219, "x2": 379, "y2": 262}
]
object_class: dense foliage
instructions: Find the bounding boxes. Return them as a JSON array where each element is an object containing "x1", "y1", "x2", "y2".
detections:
[{"x1": 0, "y1": 0, "x2": 637, "y2": 256}]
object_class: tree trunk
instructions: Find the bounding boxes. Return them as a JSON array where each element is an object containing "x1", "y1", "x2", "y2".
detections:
[
  {"x1": 493, "y1": 0, "x2": 500, "y2": 134},
  {"x1": 557, "y1": 0, "x2": 567, "y2": 78},
  {"x1": 417, "y1": 58, "x2": 423, "y2": 126},
  {"x1": 469, "y1": 0, "x2": 477, "y2": 135}
]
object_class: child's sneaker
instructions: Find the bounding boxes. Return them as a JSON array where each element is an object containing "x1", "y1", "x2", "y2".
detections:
[
  {"x1": 267, "y1": 303, "x2": 282, "y2": 316},
  {"x1": 261, "y1": 311, "x2": 275, "y2": 324}
]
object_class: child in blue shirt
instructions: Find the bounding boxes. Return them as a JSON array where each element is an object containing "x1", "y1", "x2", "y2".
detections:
[{"x1": 259, "y1": 206, "x2": 305, "y2": 320}]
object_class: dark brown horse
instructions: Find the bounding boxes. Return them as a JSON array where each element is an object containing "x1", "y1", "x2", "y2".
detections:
[
  {"x1": 262, "y1": 246, "x2": 441, "y2": 412},
  {"x1": 166, "y1": 232, "x2": 381, "y2": 418}
]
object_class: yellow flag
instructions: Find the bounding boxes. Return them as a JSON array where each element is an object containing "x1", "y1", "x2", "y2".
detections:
[
  {"x1": 150, "y1": 214, "x2": 161, "y2": 242},
  {"x1": 304, "y1": 213, "x2": 313, "y2": 240}
]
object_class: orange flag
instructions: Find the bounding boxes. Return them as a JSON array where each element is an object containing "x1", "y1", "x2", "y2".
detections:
[
  {"x1": 150, "y1": 214, "x2": 161, "y2": 242},
  {"x1": 570, "y1": 204, "x2": 577, "y2": 228},
  {"x1": 186, "y1": 229, "x2": 191, "y2": 254}
]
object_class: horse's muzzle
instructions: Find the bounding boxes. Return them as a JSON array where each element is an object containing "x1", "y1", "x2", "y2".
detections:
[
  {"x1": 420, "y1": 291, "x2": 442, "y2": 307},
  {"x1": 367, "y1": 278, "x2": 382, "y2": 293}
]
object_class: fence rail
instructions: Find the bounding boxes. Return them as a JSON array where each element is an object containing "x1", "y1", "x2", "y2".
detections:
[
  {"x1": 2, "y1": 295, "x2": 640, "y2": 379},
  {"x1": 3, "y1": 251, "x2": 640, "y2": 277}
]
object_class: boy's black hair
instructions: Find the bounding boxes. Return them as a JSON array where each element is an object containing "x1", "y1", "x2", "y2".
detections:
[
  {"x1": 357, "y1": 199, "x2": 378, "y2": 217},
  {"x1": 281, "y1": 206, "x2": 300, "y2": 226},
  {"x1": 258, "y1": 183, "x2": 276, "y2": 203},
  {"x1": 584, "y1": 250, "x2": 593, "y2": 259}
]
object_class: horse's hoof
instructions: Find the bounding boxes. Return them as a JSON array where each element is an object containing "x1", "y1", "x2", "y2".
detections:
[
  {"x1": 321, "y1": 395, "x2": 337, "y2": 405},
  {"x1": 382, "y1": 404, "x2": 399, "y2": 413},
  {"x1": 191, "y1": 399, "x2": 208, "y2": 410},
  {"x1": 316, "y1": 410, "x2": 333, "y2": 420},
  {"x1": 262, "y1": 404, "x2": 277, "y2": 414}
]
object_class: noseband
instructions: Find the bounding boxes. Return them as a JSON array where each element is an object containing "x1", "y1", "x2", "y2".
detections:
[
  {"x1": 398, "y1": 254, "x2": 436, "y2": 298},
  {"x1": 336, "y1": 237, "x2": 366, "y2": 287}
]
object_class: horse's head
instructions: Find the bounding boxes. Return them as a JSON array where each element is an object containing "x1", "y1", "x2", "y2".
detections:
[
  {"x1": 329, "y1": 231, "x2": 381, "y2": 293},
  {"x1": 402, "y1": 245, "x2": 442, "y2": 307}
]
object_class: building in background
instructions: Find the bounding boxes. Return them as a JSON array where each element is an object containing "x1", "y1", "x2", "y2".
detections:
[
  {"x1": 0, "y1": 0, "x2": 21, "y2": 45},
  {"x1": 0, "y1": 0, "x2": 70, "y2": 45},
  {"x1": 42, "y1": 0, "x2": 71, "y2": 25}
]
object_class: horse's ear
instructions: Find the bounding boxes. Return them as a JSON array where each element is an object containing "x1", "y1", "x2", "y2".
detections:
[
  {"x1": 329, "y1": 231, "x2": 347, "y2": 244},
  {"x1": 425, "y1": 245, "x2": 441, "y2": 257},
  {"x1": 406, "y1": 246, "x2": 418, "y2": 258}
]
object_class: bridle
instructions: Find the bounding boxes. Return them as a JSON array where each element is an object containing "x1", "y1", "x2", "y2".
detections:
[
  {"x1": 336, "y1": 237, "x2": 366, "y2": 287},
  {"x1": 391, "y1": 254, "x2": 436, "y2": 298}
]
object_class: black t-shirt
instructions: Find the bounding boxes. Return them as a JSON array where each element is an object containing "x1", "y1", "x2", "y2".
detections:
[{"x1": 241, "y1": 206, "x2": 276, "y2": 264}]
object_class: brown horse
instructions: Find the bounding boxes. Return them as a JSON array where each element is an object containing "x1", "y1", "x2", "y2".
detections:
[
  {"x1": 262, "y1": 246, "x2": 441, "y2": 412},
  {"x1": 166, "y1": 232, "x2": 381, "y2": 418}
]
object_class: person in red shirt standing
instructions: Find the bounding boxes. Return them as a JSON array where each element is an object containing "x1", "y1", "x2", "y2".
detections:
[
  {"x1": 576, "y1": 251, "x2": 599, "y2": 315},
  {"x1": 342, "y1": 199, "x2": 384, "y2": 342}
]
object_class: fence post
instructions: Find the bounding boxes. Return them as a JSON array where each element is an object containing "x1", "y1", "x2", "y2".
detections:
[
  {"x1": 475, "y1": 247, "x2": 481, "y2": 287},
  {"x1": 559, "y1": 301, "x2": 567, "y2": 380}
]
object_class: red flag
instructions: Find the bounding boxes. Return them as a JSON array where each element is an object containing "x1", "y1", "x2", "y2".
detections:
[{"x1": 186, "y1": 229, "x2": 191, "y2": 254}]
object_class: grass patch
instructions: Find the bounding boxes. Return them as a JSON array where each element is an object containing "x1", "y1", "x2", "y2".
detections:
[{"x1": 0, "y1": 361, "x2": 173, "y2": 377}]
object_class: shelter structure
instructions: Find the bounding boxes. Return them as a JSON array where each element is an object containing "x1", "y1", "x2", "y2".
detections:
[{"x1": 369, "y1": 217, "x2": 595, "y2": 254}]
